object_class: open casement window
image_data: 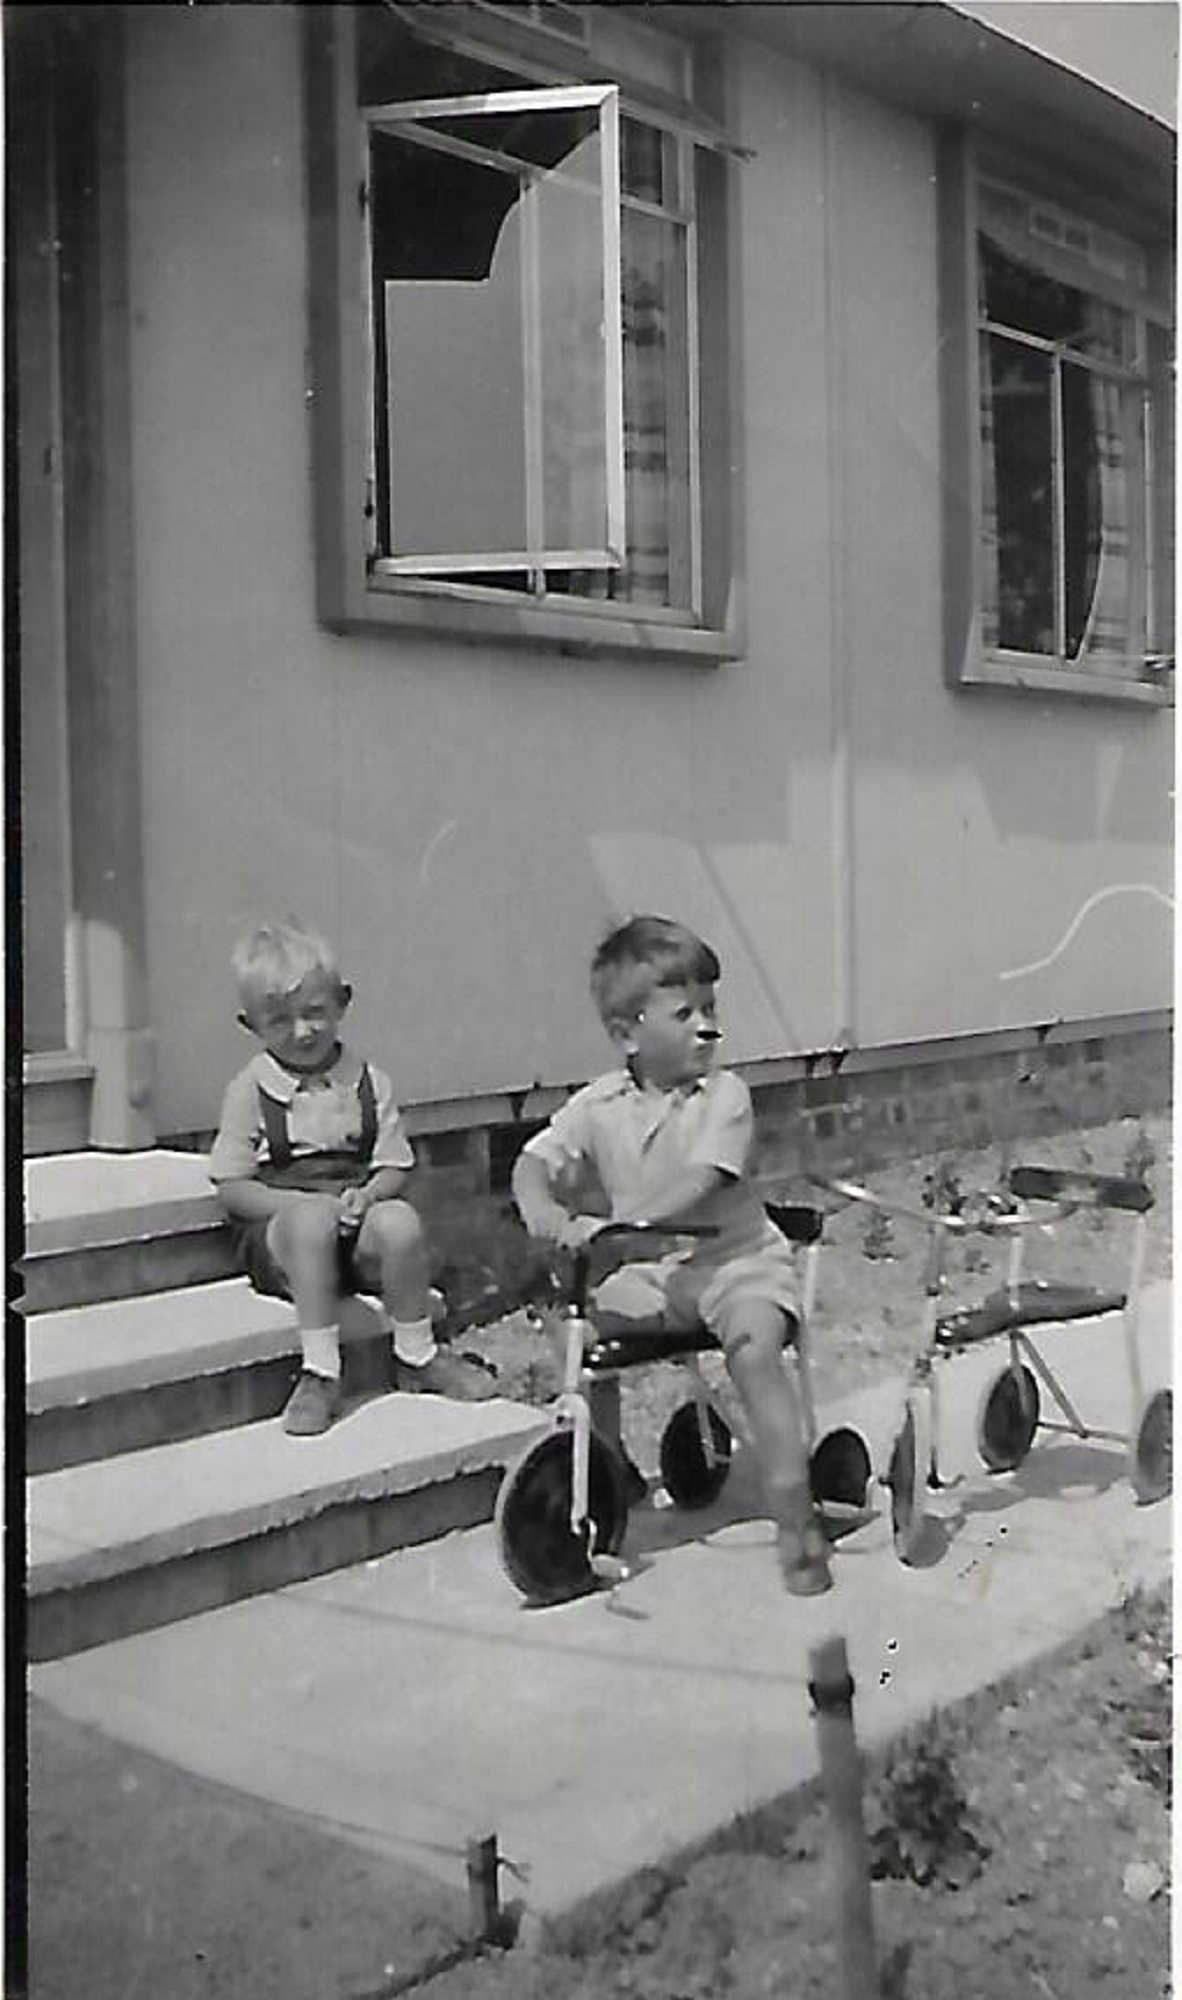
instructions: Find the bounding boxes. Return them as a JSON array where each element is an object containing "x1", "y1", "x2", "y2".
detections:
[
  {"x1": 365, "y1": 86, "x2": 625, "y2": 583},
  {"x1": 939, "y1": 136, "x2": 1174, "y2": 704},
  {"x1": 305, "y1": 6, "x2": 736, "y2": 658}
]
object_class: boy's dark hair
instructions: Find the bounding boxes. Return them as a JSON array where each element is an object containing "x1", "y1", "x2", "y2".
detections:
[{"x1": 590, "y1": 915, "x2": 720, "y2": 1026}]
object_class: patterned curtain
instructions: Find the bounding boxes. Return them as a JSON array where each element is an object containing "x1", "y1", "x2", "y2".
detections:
[
  {"x1": 1073, "y1": 372, "x2": 1131, "y2": 660},
  {"x1": 978, "y1": 339, "x2": 1001, "y2": 653}
]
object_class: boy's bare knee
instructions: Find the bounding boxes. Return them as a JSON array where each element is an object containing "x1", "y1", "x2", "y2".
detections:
[
  {"x1": 724, "y1": 1311, "x2": 790, "y2": 1377},
  {"x1": 360, "y1": 1198, "x2": 423, "y2": 1258},
  {"x1": 272, "y1": 1196, "x2": 340, "y2": 1260}
]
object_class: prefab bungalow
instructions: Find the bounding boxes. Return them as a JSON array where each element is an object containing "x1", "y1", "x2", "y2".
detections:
[{"x1": 13, "y1": 2, "x2": 1175, "y2": 1193}]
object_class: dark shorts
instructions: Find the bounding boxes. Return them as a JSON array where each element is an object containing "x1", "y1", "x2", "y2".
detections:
[{"x1": 228, "y1": 1216, "x2": 365, "y2": 1303}]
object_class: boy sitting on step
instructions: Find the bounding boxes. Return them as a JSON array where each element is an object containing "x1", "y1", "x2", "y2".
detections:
[
  {"x1": 210, "y1": 917, "x2": 493, "y2": 1435},
  {"x1": 512, "y1": 914, "x2": 831, "y2": 1596}
]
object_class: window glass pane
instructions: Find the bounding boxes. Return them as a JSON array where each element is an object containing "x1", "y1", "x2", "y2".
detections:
[
  {"x1": 537, "y1": 141, "x2": 610, "y2": 551},
  {"x1": 619, "y1": 204, "x2": 689, "y2": 604},
  {"x1": 981, "y1": 332, "x2": 1055, "y2": 653},
  {"x1": 374, "y1": 133, "x2": 528, "y2": 557},
  {"x1": 622, "y1": 117, "x2": 667, "y2": 204},
  {"x1": 554, "y1": 197, "x2": 690, "y2": 604},
  {"x1": 980, "y1": 236, "x2": 1131, "y2": 365},
  {"x1": 371, "y1": 105, "x2": 616, "y2": 566},
  {"x1": 1064, "y1": 366, "x2": 1138, "y2": 658}
]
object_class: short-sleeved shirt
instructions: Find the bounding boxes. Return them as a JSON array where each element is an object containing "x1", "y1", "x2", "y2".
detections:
[
  {"x1": 208, "y1": 1045, "x2": 414, "y2": 1186},
  {"x1": 521, "y1": 1066, "x2": 778, "y2": 1265}
]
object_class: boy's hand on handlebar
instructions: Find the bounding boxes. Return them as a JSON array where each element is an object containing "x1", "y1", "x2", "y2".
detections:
[{"x1": 556, "y1": 1213, "x2": 608, "y2": 1252}]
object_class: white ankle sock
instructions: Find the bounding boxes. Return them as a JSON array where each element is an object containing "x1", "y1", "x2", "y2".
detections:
[
  {"x1": 391, "y1": 1316, "x2": 438, "y2": 1367},
  {"x1": 301, "y1": 1326, "x2": 341, "y2": 1379}
]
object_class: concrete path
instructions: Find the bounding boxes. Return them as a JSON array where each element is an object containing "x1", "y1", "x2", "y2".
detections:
[{"x1": 31, "y1": 1284, "x2": 1172, "y2": 1933}]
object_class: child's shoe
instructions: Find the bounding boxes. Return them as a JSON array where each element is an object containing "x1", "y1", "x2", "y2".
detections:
[
  {"x1": 393, "y1": 1347, "x2": 497, "y2": 1401},
  {"x1": 774, "y1": 1496, "x2": 833, "y2": 1596},
  {"x1": 283, "y1": 1370, "x2": 341, "y2": 1435}
]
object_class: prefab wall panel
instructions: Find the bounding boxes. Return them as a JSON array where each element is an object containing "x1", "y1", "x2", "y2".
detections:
[{"x1": 122, "y1": 10, "x2": 1172, "y2": 1139}]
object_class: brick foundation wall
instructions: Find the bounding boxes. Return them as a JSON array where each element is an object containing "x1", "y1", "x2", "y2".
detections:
[{"x1": 750, "y1": 1022, "x2": 1173, "y2": 1181}]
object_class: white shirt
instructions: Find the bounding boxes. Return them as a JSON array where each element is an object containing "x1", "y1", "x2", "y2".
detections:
[
  {"x1": 522, "y1": 1066, "x2": 777, "y2": 1260},
  {"x1": 209, "y1": 1045, "x2": 414, "y2": 1182}
]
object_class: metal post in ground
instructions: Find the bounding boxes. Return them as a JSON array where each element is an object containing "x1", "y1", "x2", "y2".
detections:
[
  {"x1": 808, "y1": 1634, "x2": 880, "y2": 2000},
  {"x1": 465, "y1": 1832, "x2": 501, "y2": 1941}
]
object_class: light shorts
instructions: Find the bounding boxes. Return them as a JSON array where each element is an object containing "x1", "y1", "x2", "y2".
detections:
[{"x1": 592, "y1": 1240, "x2": 800, "y2": 1351}]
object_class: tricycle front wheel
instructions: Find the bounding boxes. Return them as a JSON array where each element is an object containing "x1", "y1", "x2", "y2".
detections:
[
  {"x1": 495, "y1": 1430, "x2": 628, "y2": 1604},
  {"x1": 886, "y1": 1393, "x2": 931, "y2": 1565}
]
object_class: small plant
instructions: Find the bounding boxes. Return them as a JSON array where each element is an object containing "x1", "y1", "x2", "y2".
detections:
[
  {"x1": 867, "y1": 1726, "x2": 991, "y2": 1889},
  {"x1": 861, "y1": 1207, "x2": 895, "y2": 1261},
  {"x1": 1073, "y1": 1144, "x2": 1109, "y2": 1232},
  {"x1": 922, "y1": 1161, "x2": 964, "y2": 1215},
  {"x1": 1124, "y1": 1124, "x2": 1157, "y2": 1185}
]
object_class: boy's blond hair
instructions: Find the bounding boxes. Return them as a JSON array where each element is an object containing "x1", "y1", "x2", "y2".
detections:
[
  {"x1": 590, "y1": 915, "x2": 720, "y2": 1027},
  {"x1": 231, "y1": 918, "x2": 341, "y2": 1016}
]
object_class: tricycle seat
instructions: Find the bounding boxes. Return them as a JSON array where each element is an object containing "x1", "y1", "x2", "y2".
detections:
[
  {"x1": 584, "y1": 1325, "x2": 722, "y2": 1371},
  {"x1": 936, "y1": 1280, "x2": 1127, "y2": 1349},
  {"x1": 1008, "y1": 1165, "x2": 1154, "y2": 1213},
  {"x1": 585, "y1": 1307, "x2": 802, "y2": 1374}
]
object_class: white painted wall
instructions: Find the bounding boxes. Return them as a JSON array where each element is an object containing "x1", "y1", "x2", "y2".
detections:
[{"x1": 122, "y1": 10, "x2": 1173, "y2": 1136}]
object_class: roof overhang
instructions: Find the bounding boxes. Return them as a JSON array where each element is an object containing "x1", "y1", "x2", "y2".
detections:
[{"x1": 650, "y1": 2, "x2": 1174, "y2": 226}]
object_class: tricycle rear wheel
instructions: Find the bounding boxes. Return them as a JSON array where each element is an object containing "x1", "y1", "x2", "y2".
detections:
[
  {"x1": 976, "y1": 1363, "x2": 1040, "y2": 1472},
  {"x1": 659, "y1": 1400, "x2": 733, "y2": 1508},
  {"x1": 1131, "y1": 1386, "x2": 1172, "y2": 1503}
]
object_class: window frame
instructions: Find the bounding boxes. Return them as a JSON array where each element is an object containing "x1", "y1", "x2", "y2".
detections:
[
  {"x1": 363, "y1": 82, "x2": 626, "y2": 580},
  {"x1": 304, "y1": 6, "x2": 741, "y2": 662},
  {"x1": 938, "y1": 129, "x2": 1174, "y2": 707}
]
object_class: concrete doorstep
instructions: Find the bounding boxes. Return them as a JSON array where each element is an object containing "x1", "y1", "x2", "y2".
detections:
[
  {"x1": 27, "y1": 1389, "x2": 548, "y2": 1661},
  {"x1": 29, "y1": 1284, "x2": 1172, "y2": 1946}
]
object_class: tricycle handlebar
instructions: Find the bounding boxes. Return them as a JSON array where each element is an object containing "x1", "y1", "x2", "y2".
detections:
[
  {"x1": 820, "y1": 1176, "x2": 1030, "y2": 1236},
  {"x1": 568, "y1": 1219, "x2": 720, "y2": 1310}
]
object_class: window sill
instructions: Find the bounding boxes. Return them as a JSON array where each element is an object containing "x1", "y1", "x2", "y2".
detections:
[
  {"x1": 959, "y1": 655, "x2": 1173, "y2": 707},
  {"x1": 330, "y1": 573, "x2": 743, "y2": 664}
]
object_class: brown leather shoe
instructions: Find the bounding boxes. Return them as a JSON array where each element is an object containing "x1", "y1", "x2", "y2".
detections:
[
  {"x1": 282, "y1": 1370, "x2": 341, "y2": 1436},
  {"x1": 393, "y1": 1347, "x2": 497, "y2": 1401}
]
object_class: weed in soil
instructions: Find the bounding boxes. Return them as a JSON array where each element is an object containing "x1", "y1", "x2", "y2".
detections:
[{"x1": 866, "y1": 1724, "x2": 991, "y2": 1891}]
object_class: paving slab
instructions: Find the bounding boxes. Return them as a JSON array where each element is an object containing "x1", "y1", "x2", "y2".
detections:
[{"x1": 31, "y1": 1282, "x2": 1172, "y2": 1928}]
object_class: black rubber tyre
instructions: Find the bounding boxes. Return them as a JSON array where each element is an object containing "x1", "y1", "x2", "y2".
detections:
[
  {"x1": 495, "y1": 1430, "x2": 628, "y2": 1604},
  {"x1": 976, "y1": 1363, "x2": 1040, "y2": 1472},
  {"x1": 658, "y1": 1401, "x2": 733, "y2": 1509},
  {"x1": 809, "y1": 1425, "x2": 873, "y2": 1510},
  {"x1": 887, "y1": 1394, "x2": 930, "y2": 1565},
  {"x1": 1131, "y1": 1386, "x2": 1172, "y2": 1503}
]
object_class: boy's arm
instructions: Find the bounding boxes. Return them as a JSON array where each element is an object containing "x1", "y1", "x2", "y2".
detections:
[
  {"x1": 511, "y1": 1151, "x2": 603, "y2": 1248},
  {"x1": 215, "y1": 1176, "x2": 326, "y2": 1223},
  {"x1": 338, "y1": 1070, "x2": 416, "y2": 1222}
]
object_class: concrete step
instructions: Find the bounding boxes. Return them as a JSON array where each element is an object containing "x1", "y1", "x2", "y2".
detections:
[
  {"x1": 22, "y1": 1150, "x2": 236, "y2": 1311},
  {"x1": 26, "y1": 1281, "x2": 404, "y2": 1473},
  {"x1": 27, "y1": 1390, "x2": 546, "y2": 1662}
]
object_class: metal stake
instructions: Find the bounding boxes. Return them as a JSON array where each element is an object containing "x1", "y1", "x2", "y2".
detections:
[{"x1": 808, "y1": 1635, "x2": 880, "y2": 2000}]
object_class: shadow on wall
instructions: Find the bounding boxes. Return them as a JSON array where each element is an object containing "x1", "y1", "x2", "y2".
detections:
[{"x1": 971, "y1": 712, "x2": 1171, "y2": 848}]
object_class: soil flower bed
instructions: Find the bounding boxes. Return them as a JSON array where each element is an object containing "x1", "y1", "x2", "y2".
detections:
[{"x1": 405, "y1": 1584, "x2": 1170, "y2": 2000}]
